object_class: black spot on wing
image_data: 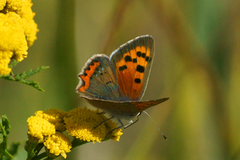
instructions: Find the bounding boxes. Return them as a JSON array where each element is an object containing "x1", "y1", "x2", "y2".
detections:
[
  {"x1": 133, "y1": 58, "x2": 137, "y2": 63},
  {"x1": 136, "y1": 51, "x2": 147, "y2": 59},
  {"x1": 134, "y1": 78, "x2": 141, "y2": 83},
  {"x1": 137, "y1": 51, "x2": 141, "y2": 57},
  {"x1": 119, "y1": 65, "x2": 127, "y2": 71},
  {"x1": 136, "y1": 65, "x2": 145, "y2": 73},
  {"x1": 124, "y1": 55, "x2": 132, "y2": 62},
  {"x1": 145, "y1": 56, "x2": 149, "y2": 61}
]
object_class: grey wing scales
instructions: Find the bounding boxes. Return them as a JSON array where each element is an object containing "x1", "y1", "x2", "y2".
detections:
[{"x1": 76, "y1": 54, "x2": 121, "y2": 101}]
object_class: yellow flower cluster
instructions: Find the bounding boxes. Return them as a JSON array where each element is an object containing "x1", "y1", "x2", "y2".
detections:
[
  {"x1": 27, "y1": 116, "x2": 56, "y2": 142},
  {"x1": 35, "y1": 109, "x2": 67, "y2": 132},
  {"x1": 44, "y1": 132, "x2": 72, "y2": 159},
  {"x1": 0, "y1": 0, "x2": 38, "y2": 75},
  {"x1": 64, "y1": 107, "x2": 122, "y2": 143},
  {"x1": 27, "y1": 109, "x2": 71, "y2": 159},
  {"x1": 26, "y1": 107, "x2": 122, "y2": 159}
]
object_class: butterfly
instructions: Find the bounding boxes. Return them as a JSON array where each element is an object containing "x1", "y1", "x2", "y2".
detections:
[{"x1": 76, "y1": 35, "x2": 169, "y2": 131}]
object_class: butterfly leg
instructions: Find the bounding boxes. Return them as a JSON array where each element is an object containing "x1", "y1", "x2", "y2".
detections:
[
  {"x1": 93, "y1": 116, "x2": 114, "y2": 129},
  {"x1": 124, "y1": 112, "x2": 142, "y2": 129},
  {"x1": 105, "y1": 117, "x2": 124, "y2": 138}
]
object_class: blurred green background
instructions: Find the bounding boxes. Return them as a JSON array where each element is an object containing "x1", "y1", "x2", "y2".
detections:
[{"x1": 1, "y1": 0, "x2": 240, "y2": 159}]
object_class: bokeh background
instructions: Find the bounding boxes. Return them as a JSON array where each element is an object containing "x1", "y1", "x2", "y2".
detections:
[{"x1": 1, "y1": 0, "x2": 240, "y2": 159}]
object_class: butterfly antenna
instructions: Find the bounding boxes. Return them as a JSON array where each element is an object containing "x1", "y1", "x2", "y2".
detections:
[{"x1": 143, "y1": 111, "x2": 167, "y2": 140}]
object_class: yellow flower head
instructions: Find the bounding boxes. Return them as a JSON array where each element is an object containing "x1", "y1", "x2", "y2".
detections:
[
  {"x1": 26, "y1": 107, "x2": 122, "y2": 159},
  {"x1": 0, "y1": 51, "x2": 13, "y2": 75},
  {"x1": 27, "y1": 109, "x2": 67, "y2": 141},
  {"x1": 64, "y1": 107, "x2": 122, "y2": 143},
  {"x1": 27, "y1": 116, "x2": 56, "y2": 142},
  {"x1": 0, "y1": 0, "x2": 38, "y2": 75},
  {"x1": 27, "y1": 109, "x2": 71, "y2": 159},
  {"x1": 44, "y1": 132, "x2": 72, "y2": 159},
  {"x1": 35, "y1": 109, "x2": 67, "y2": 132}
]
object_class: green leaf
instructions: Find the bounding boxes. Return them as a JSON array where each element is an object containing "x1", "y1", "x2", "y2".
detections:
[
  {"x1": 8, "y1": 142, "x2": 21, "y2": 157},
  {"x1": 8, "y1": 60, "x2": 19, "y2": 69},
  {"x1": 0, "y1": 115, "x2": 13, "y2": 159},
  {"x1": 0, "y1": 66, "x2": 49, "y2": 91},
  {"x1": 0, "y1": 134, "x2": 3, "y2": 144},
  {"x1": 11, "y1": 143, "x2": 27, "y2": 160},
  {"x1": 1, "y1": 115, "x2": 11, "y2": 135}
]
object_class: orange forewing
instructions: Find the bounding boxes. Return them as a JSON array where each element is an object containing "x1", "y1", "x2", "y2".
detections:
[
  {"x1": 115, "y1": 46, "x2": 151, "y2": 100},
  {"x1": 115, "y1": 51, "x2": 134, "y2": 98},
  {"x1": 131, "y1": 46, "x2": 151, "y2": 99}
]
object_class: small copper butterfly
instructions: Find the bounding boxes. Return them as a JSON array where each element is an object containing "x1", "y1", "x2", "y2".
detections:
[{"x1": 76, "y1": 35, "x2": 169, "y2": 131}]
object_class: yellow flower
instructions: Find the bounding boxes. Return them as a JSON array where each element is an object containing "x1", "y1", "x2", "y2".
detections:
[
  {"x1": 0, "y1": 0, "x2": 6, "y2": 12},
  {"x1": 27, "y1": 109, "x2": 67, "y2": 141},
  {"x1": 27, "y1": 109, "x2": 71, "y2": 159},
  {"x1": 0, "y1": 51, "x2": 13, "y2": 75},
  {"x1": 35, "y1": 109, "x2": 67, "y2": 132},
  {"x1": 27, "y1": 116, "x2": 56, "y2": 142},
  {"x1": 64, "y1": 107, "x2": 122, "y2": 143},
  {"x1": 0, "y1": 0, "x2": 38, "y2": 75},
  {"x1": 26, "y1": 107, "x2": 122, "y2": 159},
  {"x1": 44, "y1": 132, "x2": 72, "y2": 159}
]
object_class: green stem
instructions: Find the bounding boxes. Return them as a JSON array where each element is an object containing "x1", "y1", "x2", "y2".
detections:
[
  {"x1": 3, "y1": 149, "x2": 13, "y2": 159},
  {"x1": 71, "y1": 138, "x2": 89, "y2": 148},
  {"x1": 32, "y1": 152, "x2": 48, "y2": 160}
]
